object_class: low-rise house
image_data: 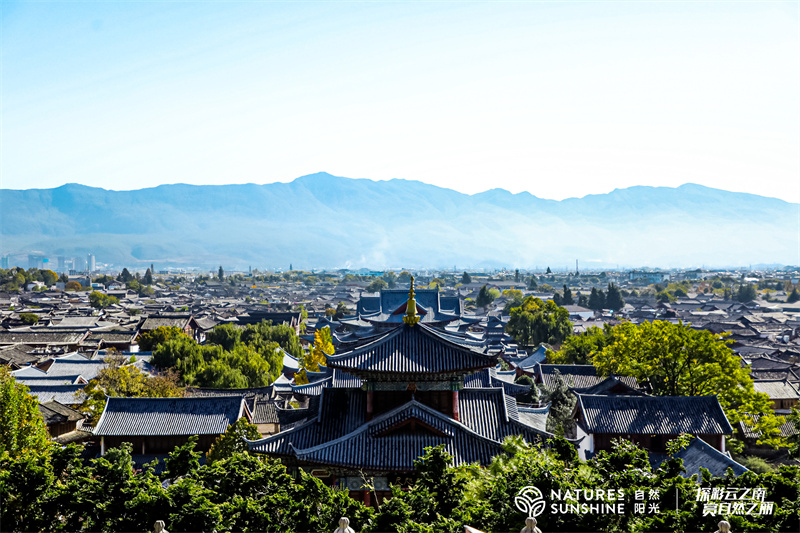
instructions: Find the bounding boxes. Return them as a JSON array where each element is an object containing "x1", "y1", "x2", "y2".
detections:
[
  {"x1": 751, "y1": 380, "x2": 800, "y2": 411},
  {"x1": 573, "y1": 394, "x2": 733, "y2": 459},
  {"x1": 38, "y1": 400, "x2": 85, "y2": 439},
  {"x1": 93, "y1": 395, "x2": 251, "y2": 455}
]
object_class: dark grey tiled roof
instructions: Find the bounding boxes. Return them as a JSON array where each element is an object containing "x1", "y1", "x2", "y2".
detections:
[
  {"x1": 464, "y1": 368, "x2": 531, "y2": 396},
  {"x1": 571, "y1": 375, "x2": 646, "y2": 396},
  {"x1": 140, "y1": 317, "x2": 189, "y2": 330},
  {"x1": 184, "y1": 385, "x2": 273, "y2": 399},
  {"x1": 290, "y1": 401, "x2": 508, "y2": 472},
  {"x1": 739, "y1": 413, "x2": 799, "y2": 439},
  {"x1": 577, "y1": 394, "x2": 733, "y2": 435},
  {"x1": 26, "y1": 384, "x2": 86, "y2": 405},
  {"x1": 252, "y1": 400, "x2": 279, "y2": 425},
  {"x1": 517, "y1": 404, "x2": 550, "y2": 432},
  {"x1": 0, "y1": 331, "x2": 88, "y2": 345},
  {"x1": 672, "y1": 437, "x2": 748, "y2": 478},
  {"x1": 540, "y1": 365, "x2": 638, "y2": 390},
  {"x1": 0, "y1": 344, "x2": 40, "y2": 367},
  {"x1": 38, "y1": 400, "x2": 84, "y2": 425},
  {"x1": 328, "y1": 324, "x2": 496, "y2": 379},
  {"x1": 93, "y1": 396, "x2": 246, "y2": 436},
  {"x1": 250, "y1": 386, "x2": 558, "y2": 469}
]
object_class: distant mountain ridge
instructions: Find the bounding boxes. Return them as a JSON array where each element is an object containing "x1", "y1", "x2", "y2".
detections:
[{"x1": 1, "y1": 173, "x2": 797, "y2": 269}]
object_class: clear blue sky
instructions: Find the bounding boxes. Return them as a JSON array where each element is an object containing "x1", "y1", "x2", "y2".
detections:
[{"x1": 2, "y1": 1, "x2": 798, "y2": 201}]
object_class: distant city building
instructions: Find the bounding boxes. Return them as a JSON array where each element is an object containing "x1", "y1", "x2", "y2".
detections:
[
  {"x1": 628, "y1": 270, "x2": 670, "y2": 284},
  {"x1": 1, "y1": 255, "x2": 9, "y2": 269},
  {"x1": 73, "y1": 256, "x2": 87, "y2": 272},
  {"x1": 28, "y1": 253, "x2": 46, "y2": 269},
  {"x1": 87, "y1": 253, "x2": 96, "y2": 272}
]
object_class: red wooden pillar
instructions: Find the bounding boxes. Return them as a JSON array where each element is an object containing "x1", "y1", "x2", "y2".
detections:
[
  {"x1": 364, "y1": 490, "x2": 371, "y2": 507},
  {"x1": 452, "y1": 390, "x2": 460, "y2": 421}
]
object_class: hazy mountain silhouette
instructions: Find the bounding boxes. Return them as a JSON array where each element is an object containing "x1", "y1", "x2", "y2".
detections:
[{"x1": 1, "y1": 173, "x2": 797, "y2": 269}]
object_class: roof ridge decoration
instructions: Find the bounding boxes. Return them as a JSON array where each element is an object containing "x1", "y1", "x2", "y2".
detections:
[{"x1": 403, "y1": 276, "x2": 420, "y2": 326}]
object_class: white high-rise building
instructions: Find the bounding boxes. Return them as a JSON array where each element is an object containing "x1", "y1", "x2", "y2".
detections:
[{"x1": 87, "y1": 253, "x2": 96, "y2": 272}]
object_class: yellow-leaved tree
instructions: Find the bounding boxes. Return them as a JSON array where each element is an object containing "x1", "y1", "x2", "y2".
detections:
[{"x1": 294, "y1": 326, "x2": 334, "y2": 385}]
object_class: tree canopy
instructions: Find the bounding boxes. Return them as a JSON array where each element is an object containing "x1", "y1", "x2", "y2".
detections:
[
  {"x1": 476, "y1": 285, "x2": 500, "y2": 309},
  {"x1": 148, "y1": 320, "x2": 293, "y2": 389},
  {"x1": 505, "y1": 296, "x2": 573, "y2": 347},
  {"x1": 592, "y1": 320, "x2": 785, "y2": 447},
  {"x1": 89, "y1": 291, "x2": 119, "y2": 309},
  {"x1": 79, "y1": 357, "x2": 183, "y2": 424},
  {"x1": 0, "y1": 367, "x2": 51, "y2": 460},
  {"x1": 366, "y1": 279, "x2": 388, "y2": 293}
]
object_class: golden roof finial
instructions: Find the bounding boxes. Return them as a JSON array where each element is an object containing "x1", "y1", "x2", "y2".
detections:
[{"x1": 403, "y1": 275, "x2": 420, "y2": 326}]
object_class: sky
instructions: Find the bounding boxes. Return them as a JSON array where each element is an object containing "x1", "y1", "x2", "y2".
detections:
[{"x1": 1, "y1": 1, "x2": 799, "y2": 202}]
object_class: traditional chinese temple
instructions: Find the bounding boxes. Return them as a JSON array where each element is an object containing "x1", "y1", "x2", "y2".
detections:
[{"x1": 248, "y1": 278, "x2": 557, "y2": 503}]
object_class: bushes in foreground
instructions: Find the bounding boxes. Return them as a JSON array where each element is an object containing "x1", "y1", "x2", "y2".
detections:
[{"x1": 1, "y1": 435, "x2": 797, "y2": 533}]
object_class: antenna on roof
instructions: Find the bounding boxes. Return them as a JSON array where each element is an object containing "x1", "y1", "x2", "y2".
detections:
[{"x1": 403, "y1": 276, "x2": 420, "y2": 326}]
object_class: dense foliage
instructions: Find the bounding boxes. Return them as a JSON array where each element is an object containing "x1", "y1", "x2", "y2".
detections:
[
  {"x1": 1, "y1": 377, "x2": 798, "y2": 533},
  {"x1": 550, "y1": 320, "x2": 786, "y2": 448},
  {"x1": 79, "y1": 357, "x2": 183, "y2": 424},
  {"x1": 88, "y1": 291, "x2": 119, "y2": 309},
  {"x1": 506, "y1": 296, "x2": 573, "y2": 347},
  {"x1": 294, "y1": 326, "x2": 334, "y2": 385},
  {"x1": 148, "y1": 321, "x2": 299, "y2": 388},
  {"x1": 0, "y1": 267, "x2": 59, "y2": 292},
  {"x1": 0, "y1": 367, "x2": 52, "y2": 460}
]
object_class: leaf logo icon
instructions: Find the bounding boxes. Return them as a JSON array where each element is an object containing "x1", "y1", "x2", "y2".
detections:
[{"x1": 514, "y1": 486, "x2": 546, "y2": 517}]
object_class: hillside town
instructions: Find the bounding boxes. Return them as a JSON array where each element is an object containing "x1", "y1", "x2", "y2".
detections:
[{"x1": 2, "y1": 264, "x2": 799, "y2": 532}]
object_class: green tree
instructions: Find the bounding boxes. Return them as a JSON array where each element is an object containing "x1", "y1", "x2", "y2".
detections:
[
  {"x1": 40, "y1": 269, "x2": 58, "y2": 286},
  {"x1": 538, "y1": 370, "x2": 576, "y2": 435},
  {"x1": 333, "y1": 302, "x2": 349, "y2": 319},
  {"x1": 118, "y1": 268, "x2": 134, "y2": 283},
  {"x1": 656, "y1": 290, "x2": 675, "y2": 303},
  {"x1": 206, "y1": 417, "x2": 261, "y2": 464},
  {"x1": 501, "y1": 289, "x2": 525, "y2": 315},
  {"x1": 514, "y1": 269, "x2": 520, "y2": 282},
  {"x1": 382, "y1": 271, "x2": 398, "y2": 288},
  {"x1": 592, "y1": 320, "x2": 785, "y2": 447},
  {"x1": 143, "y1": 268, "x2": 154, "y2": 285},
  {"x1": 138, "y1": 325, "x2": 189, "y2": 351},
  {"x1": 476, "y1": 284, "x2": 499, "y2": 309},
  {"x1": 206, "y1": 323, "x2": 242, "y2": 351},
  {"x1": 218, "y1": 265, "x2": 224, "y2": 281},
  {"x1": 528, "y1": 275, "x2": 538, "y2": 290},
  {"x1": 736, "y1": 283, "x2": 757, "y2": 302},
  {"x1": 19, "y1": 312, "x2": 39, "y2": 325},
  {"x1": 241, "y1": 320, "x2": 303, "y2": 359},
  {"x1": 545, "y1": 266, "x2": 552, "y2": 274},
  {"x1": 89, "y1": 291, "x2": 119, "y2": 309},
  {"x1": 549, "y1": 324, "x2": 615, "y2": 364},
  {"x1": 461, "y1": 271, "x2": 472, "y2": 284},
  {"x1": 0, "y1": 368, "x2": 52, "y2": 460},
  {"x1": 787, "y1": 287, "x2": 799, "y2": 303},
  {"x1": 561, "y1": 284, "x2": 574, "y2": 305},
  {"x1": 366, "y1": 278, "x2": 388, "y2": 293},
  {"x1": 506, "y1": 296, "x2": 573, "y2": 347},
  {"x1": 605, "y1": 282, "x2": 625, "y2": 311},
  {"x1": 588, "y1": 287, "x2": 606, "y2": 310},
  {"x1": 65, "y1": 280, "x2": 82, "y2": 291},
  {"x1": 79, "y1": 359, "x2": 183, "y2": 424}
]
